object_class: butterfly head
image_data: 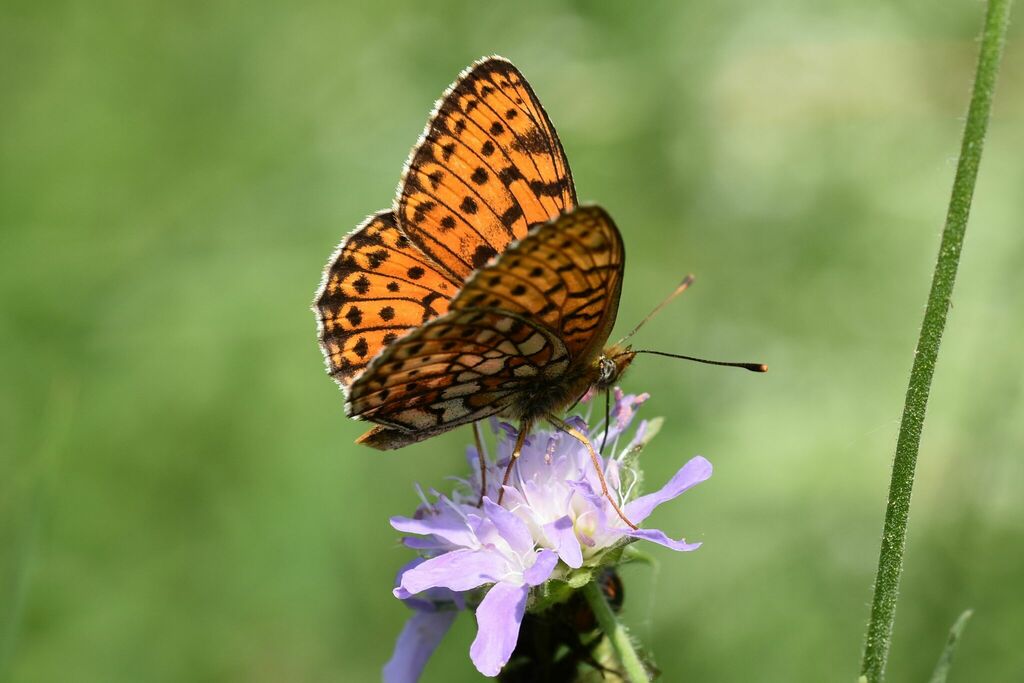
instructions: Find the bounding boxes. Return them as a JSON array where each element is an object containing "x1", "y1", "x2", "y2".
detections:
[{"x1": 595, "y1": 345, "x2": 637, "y2": 391}]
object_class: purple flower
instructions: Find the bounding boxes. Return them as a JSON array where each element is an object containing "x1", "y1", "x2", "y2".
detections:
[
  {"x1": 383, "y1": 561, "x2": 462, "y2": 683},
  {"x1": 384, "y1": 390, "x2": 712, "y2": 681},
  {"x1": 383, "y1": 608, "x2": 457, "y2": 682}
]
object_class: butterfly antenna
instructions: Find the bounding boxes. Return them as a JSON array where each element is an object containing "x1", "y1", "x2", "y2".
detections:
[
  {"x1": 616, "y1": 274, "x2": 695, "y2": 346},
  {"x1": 633, "y1": 349, "x2": 767, "y2": 373}
]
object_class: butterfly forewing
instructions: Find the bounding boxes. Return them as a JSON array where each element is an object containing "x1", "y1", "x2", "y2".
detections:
[
  {"x1": 450, "y1": 205, "x2": 624, "y2": 362},
  {"x1": 315, "y1": 211, "x2": 461, "y2": 389},
  {"x1": 399, "y1": 57, "x2": 576, "y2": 281}
]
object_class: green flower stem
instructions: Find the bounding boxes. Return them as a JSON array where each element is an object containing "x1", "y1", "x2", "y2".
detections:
[
  {"x1": 859, "y1": 0, "x2": 1013, "y2": 680},
  {"x1": 582, "y1": 578, "x2": 649, "y2": 683}
]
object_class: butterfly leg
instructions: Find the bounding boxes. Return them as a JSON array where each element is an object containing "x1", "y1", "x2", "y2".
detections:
[
  {"x1": 598, "y1": 389, "x2": 612, "y2": 456},
  {"x1": 497, "y1": 421, "x2": 531, "y2": 505},
  {"x1": 472, "y1": 421, "x2": 487, "y2": 506},
  {"x1": 547, "y1": 414, "x2": 638, "y2": 530}
]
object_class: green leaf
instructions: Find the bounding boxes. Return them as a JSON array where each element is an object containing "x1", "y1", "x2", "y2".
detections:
[
  {"x1": 566, "y1": 568, "x2": 597, "y2": 589},
  {"x1": 928, "y1": 610, "x2": 973, "y2": 683},
  {"x1": 529, "y1": 579, "x2": 575, "y2": 613},
  {"x1": 620, "y1": 544, "x2": 658, "y2": 568}
]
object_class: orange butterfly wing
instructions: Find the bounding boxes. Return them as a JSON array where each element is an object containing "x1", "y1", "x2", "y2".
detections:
[
  {"x1": 450, "y1": 205, "x2": 624, "y2": 362},
  {"x1": 314, "y1": 211, "x2": 461, "y2": 390},
  {"x1": 398, "y1": 57, "x2": 577, "y2": 281},
  {"x1": 346, "y1": 206, "x2": 624, "y2": 447}
]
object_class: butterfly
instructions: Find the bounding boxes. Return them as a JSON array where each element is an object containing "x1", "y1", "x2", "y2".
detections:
[{"x1": 314, "y1": 57, "x2": 765, "y2": 528}]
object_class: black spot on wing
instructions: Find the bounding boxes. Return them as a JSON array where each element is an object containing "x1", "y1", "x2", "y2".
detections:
[
  {"x1": 500, "y1": 205, "x2": 523, "y2": 230},
  {"x1": 472, "y1": 245, "x2": 498, "y2": 270},
  {"x1": 353, "y1": 337, "x2": 369, "y2": 358},
  {"x1": 498, "y1": 166, "x2": 522, "y2": 186},
  {"x1": 511, "y1": 126, "x2": 552, "y2": 155},
  {"x1": 529, "y1": 179, "x2": 567, "y2": 198},
  {"x1": 367, "y1": 250, "x2": 389, "y2": 269}
]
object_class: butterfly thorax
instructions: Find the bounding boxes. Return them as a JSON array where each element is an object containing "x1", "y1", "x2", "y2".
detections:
[{"x1": 503, "y1": 345, "x2": 637, "y2": 422}]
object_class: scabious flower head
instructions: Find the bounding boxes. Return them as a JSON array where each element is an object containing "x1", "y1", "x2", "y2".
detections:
[{"x1": 384, "y1": 390, "x2": 712, "y2": 682}]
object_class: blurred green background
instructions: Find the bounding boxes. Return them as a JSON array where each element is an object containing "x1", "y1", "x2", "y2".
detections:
[{"x1": 2, "y1": 1, "x2": 1022, "y2": 680}]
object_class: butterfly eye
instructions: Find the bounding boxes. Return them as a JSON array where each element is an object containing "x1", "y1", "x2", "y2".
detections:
[{"x1": 597, "y1": 357, "x2": 617, "y2": 386}]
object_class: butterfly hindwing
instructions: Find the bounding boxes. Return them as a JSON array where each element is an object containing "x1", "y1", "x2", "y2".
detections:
[
  {"x1": 315, "y1": 211, "x2": 461, "y2": 389},
  {"x1": 346, "y1": 308, "x2": 570, "y2": 432},
  {"x1": 450, "y1": 205, "x2": 625, "y2": 362},
  {"x1": 398, "y1": 57, "x2": 577, "y2": 281}
]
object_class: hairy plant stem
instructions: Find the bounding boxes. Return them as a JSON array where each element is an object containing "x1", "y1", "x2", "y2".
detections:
[
  {"x1": 859, "y1": 0, "x2": 1013, "y2": 680},
  {"x1": 582, "y1": 579, "x2": 649, "y2": 683}
]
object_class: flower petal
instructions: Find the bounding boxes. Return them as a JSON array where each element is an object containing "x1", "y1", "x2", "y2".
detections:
[
  {"x1": 596, "y1": 390, "x2": 650, "y2": 445},
  {"x1": 383, "y1": 609, "x2": 458, "y2": 683},
  {"x1": 523, "y1": 549, "x2": 559, "y2": 586},
  {"x1": 543, "y1": 515, "x2": 583, "y2": 568},
  {"x1": 566, "y1": 415, "x2": 589, "y2": 433},
  {"x1": 483, "y1": 498, "x2": 534, "y2": 552},
  {"x1": 625, "y1": 527, "x2": 702, "y2": 551},
  {"x1": 401, "y1": 537, "x2": 448, "y2": 551},
  {"x1": 498, "y1": 485, "x2": 527, "y2": 509},
  {"x1": 496, "y1": 421, "x2": 519, "y2": 441},
  {"x1": 395, "y1": 549, "x2": 505, "y2": 597},
  {"x1": 390, "y1": 509, "x2": 475, "y2": 548},
  {"x1": 614, "y1": 390, "x2": 649, "y2": 431},
  {"x1": 393, "y1": 558, "x2": 462, "y2": 609},
  {"x1": 469, "y1": 582, "x2": 529, "y2": 677},
  {"x1": 623, "y1": 455, "x2": 712, "y2": 523},
  {"x1": 465, "y1": 443, "x2": 481, "y2": 469}
]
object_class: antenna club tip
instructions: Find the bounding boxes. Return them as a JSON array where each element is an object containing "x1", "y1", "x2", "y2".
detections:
[{"x1": 754, "y1": 363, "x2": 768, "y2": 373}]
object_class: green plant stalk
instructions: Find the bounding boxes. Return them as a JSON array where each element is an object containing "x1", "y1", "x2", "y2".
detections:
[
  {"x1": 582, "y1": 579, "x2": 649, "y2": 683},
  {"x1": 859, "y1": 0, "x2": 1013, "y2": 680}
]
